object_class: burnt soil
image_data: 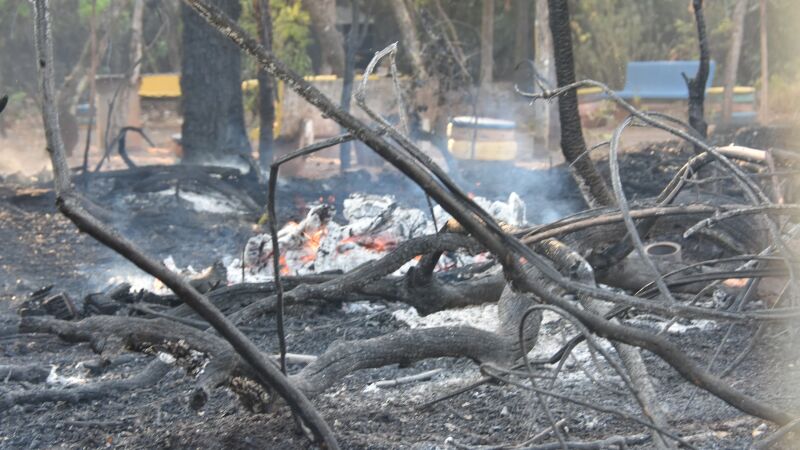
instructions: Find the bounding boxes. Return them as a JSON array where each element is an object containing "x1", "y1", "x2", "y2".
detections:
[{"x1": 1, "y1": 139, "x2": 799, "y2": 449}]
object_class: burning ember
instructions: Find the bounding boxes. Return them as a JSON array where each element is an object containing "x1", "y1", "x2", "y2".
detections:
[
  {"x1": 235, "y1": 192, "x2": 527, "y2": 281},
  {"x1": 337, "y1": 235, "x2": 397, "y2": 253},
  {"x1": 244, "y1": 204, "x2": 333, "y2": 276}
]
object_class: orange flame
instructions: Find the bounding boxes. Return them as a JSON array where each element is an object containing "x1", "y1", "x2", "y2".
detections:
[
  {"x1": 279, "y1": 255, "x2": 290, "y2": 275},
  {"x1": 364, "y1": 236, "x2": 396, "y2": 252},
  {"x1": 337, "y1": 235, "x2": 396, "y2": 253},
  {"x1": 299, "y1": 228, "x2": 326, "y2": 263}
]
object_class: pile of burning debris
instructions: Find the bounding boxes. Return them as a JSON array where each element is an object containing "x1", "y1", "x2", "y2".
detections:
[
  {"x1": 236, "y1": 192, "x2": 526, "y2": 280},
  {"x1": 14, "y1": 191, "x2": 527, "y2": 319}
]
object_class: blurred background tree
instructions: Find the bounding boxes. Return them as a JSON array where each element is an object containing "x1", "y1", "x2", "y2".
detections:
[{"x1": 0, "y1": 0, "x2": 797, "y2": 120}]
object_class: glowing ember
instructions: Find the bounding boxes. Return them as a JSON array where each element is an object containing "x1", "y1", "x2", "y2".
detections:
[
  {"x1": 239, "y1": 193, "x2": 527, "y2": 281},
  {"x1": 279, "y1": 255, "x2": 290, "y2": 275},
  {"x1": 722, "y1": 278, "x2": 749, "y2": 289},
  {"x1": 337, "y1": 235, "x2": 396, "y2": 253},
  {"x1": 300, "y1": 229, "x2": 327, "y2": 263}
]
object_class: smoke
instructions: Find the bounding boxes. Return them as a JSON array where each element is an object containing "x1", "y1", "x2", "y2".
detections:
[{"x1": 0, "y1": 114, "x2": 52, "y2": 177}]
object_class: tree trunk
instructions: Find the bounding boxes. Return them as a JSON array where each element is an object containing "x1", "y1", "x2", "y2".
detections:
[
  {"x1": 759, "y1": 0, "x2": 769, "y2": 122},
  {"x1": 547, "y1": 0, "x2": 615, "y2": 207},
  {"x1": 433, "y1": 0, "x2": 469, "y2": 79},
  {"x1": 129, "y1": 0, "x2": 144, "y2": 97},
  {"x1": 387, "y1": 0, "x2": 428, "y2": 80},
  {"x1": 686, "y1": 0, "x2": 710, "y2": 141},
  {"x1": 340, "y1": 0, "x2": 366, "y2": 173},
  {"x1": 55, "y1": 0, "x2": 112, "y2": 157},
  {"x1": 164, "y1": 0, "x2": 182, "y2": 72},
  {"x1": 255, "y1": 0, "x2": 275, "y2": 170},
  {"x1": 302, "y1": 0, "x2": 345, "y2": 76},
  {"x1": 513, "y1": 0, "x2": 533, "y2": 67},
  {"x1": 81, "y1": 0, "x2": 99, "y2": 172},
  {"x1": 479, "y1": 0, "x2": 495, "y2": 89},
  {"x1": 721, "y1": 0, "x2": 749, "y2": 125},
  {"x1": 125, "y1": 0, "x2": 145, "y2": 150},
  {"x1": 179, "y1": 0, "x2": 251, "y2": 164},
  {"x1": 534, "y1": 0, "x2": 559, "y2": 152}
]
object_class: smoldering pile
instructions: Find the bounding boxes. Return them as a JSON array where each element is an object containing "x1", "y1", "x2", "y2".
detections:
[{"x1": 232, "y1": 192, "x2": 527, "y2": 281}]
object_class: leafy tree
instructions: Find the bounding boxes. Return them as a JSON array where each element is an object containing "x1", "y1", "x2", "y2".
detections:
[
  {"x1": 271, "y1": 0, "x2": 313, "y2": 75},
  {"x1": 241, "y1": 0, "x2": 312, "y2": 77}
]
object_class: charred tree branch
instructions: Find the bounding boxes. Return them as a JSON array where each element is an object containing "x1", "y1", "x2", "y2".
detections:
[
  {"x1": 30, "y1": 1, "x2": 337, "y2": 447},
  {"x1": 182, "y1": 0, "x2": 795, "y2": 426}
]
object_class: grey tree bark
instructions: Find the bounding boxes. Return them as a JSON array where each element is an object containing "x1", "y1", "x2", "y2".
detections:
[
  {"x1": 721, "y1": 0, "x2": 749, "y2": 124},
  {"x1": 513, "y1": 0, "x2": 533, "y2": 67},
  {"x1": 302, "y1": 0, "x2": 345, "y2": 76},
  {"x1": 479, "y1": 0, "x2": 494, "y2": 88},
  {"x1": 179, "y1": 0, "x2": 251, "y2": 163},
  {"x1": 339, "y1": 0, "x2": 368, "y2": 172},
  {"x1": 255, "y1": 0, "x2": 275, "y2": 169},
  {"x1": 758, "y1": 0, "x2": 769, "y2": 121},
  {"x1": 387, "y1": 0, "x2": 428, "y2": 80},
  {"x1": 534, "y1": 0, "x2": 560, "y2": 152}
]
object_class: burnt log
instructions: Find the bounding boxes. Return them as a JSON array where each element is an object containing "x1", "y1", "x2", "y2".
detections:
[
  {"x1": 291, "y1": 268, "x2": 544, "y2": 397},
  {"x1": 18, "y1": 315, "x2": 249, "y2": 410},
  {"x1": 0, "y1": 358, "x2": 171, "y2": 410}
]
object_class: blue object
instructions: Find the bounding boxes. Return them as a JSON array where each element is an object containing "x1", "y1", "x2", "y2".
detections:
[
  {"x1": 614, "y1": 60, "x2": 716, "y2": 101},
  {"x1": 729, "y1": 111, "x2": 758, "y2": 125},
  {"x1": 450, "y1": 116, "x2": 516, "y2": 130},
  {"x1": 75, "y1": 103, "x2": 92, "y2": 116}
]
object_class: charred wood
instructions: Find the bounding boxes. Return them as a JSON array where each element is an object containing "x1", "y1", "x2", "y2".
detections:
[
  {"x1": 0, "y1": 358, "x2": 171, "y2": 410},
  {"x1": 0, "y1": 364, "x2": 51, "y2": 383}
]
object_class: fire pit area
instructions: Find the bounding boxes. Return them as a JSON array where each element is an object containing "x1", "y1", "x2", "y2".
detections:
[
  {"x1": 2, "y1": 130, "x2": 798, "y2": 448},
  {"x1": 1, "y1": 2, "x2": 799, "y2": 448}
]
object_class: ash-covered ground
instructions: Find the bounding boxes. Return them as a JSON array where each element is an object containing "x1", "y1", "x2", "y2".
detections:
[{"x1": 1, "y1": 139, "x2": 799, "y2": 449}]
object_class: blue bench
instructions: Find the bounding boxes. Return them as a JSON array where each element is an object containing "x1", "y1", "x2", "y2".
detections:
[{"x1": 615, "y1": 60, "x2": 716, "y2": 101}]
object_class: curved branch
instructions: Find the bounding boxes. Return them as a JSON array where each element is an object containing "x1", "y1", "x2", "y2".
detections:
[
  {"x1": 0, "y1": 358, "x2": 171, "y2": 410},
  {"x1": 31, "y1": 1, "x2": 337, "y2": 447}
]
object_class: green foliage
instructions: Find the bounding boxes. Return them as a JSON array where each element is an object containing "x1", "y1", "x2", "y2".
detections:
[
  {"x1": 768, "y1": 73, "x2": 800, "y2": 117},
  {"x1": 566, "y1": 0, "x2": 745, "y2": 87},
  {"x1": 78, "y1": 0, "x2": 110, "y2": 20},
  {"x1": 568, "y1": 0, "x2": 799, "y2": 90},
  {"x1": 272, "y1": 0, "x2": 312, "y2": 75},
  {"x1": 569, "y1": 0, "x2": 651, "y2": 88},
  {"x1": 0, "y1": 0, "x2": 31, "y2": 18},
  {"x1": 241, "y1": 0, "x2": 312, "y2": 77}
]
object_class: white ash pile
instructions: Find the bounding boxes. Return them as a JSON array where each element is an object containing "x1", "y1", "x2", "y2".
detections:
[{"x1": 233, "y1": 192, "x2": 527, "y2": 281}]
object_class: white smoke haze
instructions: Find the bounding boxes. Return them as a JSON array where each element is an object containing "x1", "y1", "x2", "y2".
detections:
[{"x1": 0, "y1": 114, "x2": 51, "y2": 177}]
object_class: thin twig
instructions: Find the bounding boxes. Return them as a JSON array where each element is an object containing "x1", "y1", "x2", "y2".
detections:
[{"x1": 373, "y1": 369, "x2": 442, "y2": 388}]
